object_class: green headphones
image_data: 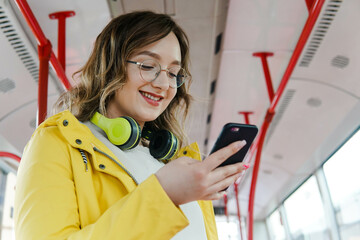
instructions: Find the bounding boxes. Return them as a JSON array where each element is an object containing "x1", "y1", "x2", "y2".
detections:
[{"x1": 90, "y1": 112, "x2": 179, "y2": 161}]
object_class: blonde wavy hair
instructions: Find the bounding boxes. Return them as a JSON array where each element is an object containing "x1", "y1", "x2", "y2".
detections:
[{"x1": 54, "y1": 11, "x2": 193, "y2": 148}]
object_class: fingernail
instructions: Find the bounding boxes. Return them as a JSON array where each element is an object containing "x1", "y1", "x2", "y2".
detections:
[
  {"x1": 220, "y1": 191, "x2": 227, "y2": 197},
  {"x1": 236, "y1": 140, "x2": 246, "y2": 149},
  {"x1": 243, "y1": 164, "x2": 250, "y2": 169}
]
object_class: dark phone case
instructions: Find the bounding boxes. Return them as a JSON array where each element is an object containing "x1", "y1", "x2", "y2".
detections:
[{"x1": 210, "y1": 123, "x2": 258, "y2": 167}]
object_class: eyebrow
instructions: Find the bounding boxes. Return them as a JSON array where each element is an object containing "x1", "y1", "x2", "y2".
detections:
[{"x1": 137, "y1": 50, "x2": 181, "y2": 66}]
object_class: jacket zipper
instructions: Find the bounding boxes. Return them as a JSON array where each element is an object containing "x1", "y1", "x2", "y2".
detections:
[
  {"x1": 79, "y1": 149, "x2": 88, "y2": 171},
  {"x1": 93, "y1": 147, "x2": 139, "y2": 185}
]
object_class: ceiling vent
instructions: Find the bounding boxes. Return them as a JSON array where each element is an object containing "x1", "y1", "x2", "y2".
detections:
[
  {"x1": 0, "y1": 5, "x2": 39, "y2": 82},
  {"x1": 0, "y1": 78, "x2": 15, "y2": 93},
  {"x1": 299, "y1": 0, "x2": 342, "y2": 67},
  {"x1": 265, "y1": 89, "x2": 296, "y2": 145},
  {"x1": 331, "y1": 55, "x2": 349, "y2": 68}
]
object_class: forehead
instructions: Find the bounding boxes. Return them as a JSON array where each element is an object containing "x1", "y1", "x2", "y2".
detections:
[{"x1": 132, "y1": 32, "x2": 181, "y2": 65}]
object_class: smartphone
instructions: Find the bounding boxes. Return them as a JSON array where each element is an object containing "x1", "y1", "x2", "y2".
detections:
[{"x1": 210, "y1": 123, "x2": 258, "y2": 167}]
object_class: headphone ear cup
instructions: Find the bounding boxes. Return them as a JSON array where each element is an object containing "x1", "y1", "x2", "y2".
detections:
[
  {"x1": 90, "y1": 112, "x2": 141, "y2": 150},
  {"x1": 116, "y1": 116, "x2": 141, "y2": 150},
  {"x1": 148, "y1": 130, "x2": 179, "y2": 160}
]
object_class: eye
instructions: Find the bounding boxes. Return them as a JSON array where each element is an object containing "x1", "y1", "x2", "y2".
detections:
[
  {"x1": 168, "y1": 67, "x2": 181, "y2": 78},
  {"x1": 168, "y1": 72, "x2": 177, "y2": 78},
  {"x1": 140, "y1": 60, "x2": 158, "y2": 72},
  {"x1": 140, "y1": 64, "x2": 155, "y2": 71}
]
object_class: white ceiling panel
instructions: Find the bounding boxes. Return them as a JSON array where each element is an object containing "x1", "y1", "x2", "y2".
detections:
[
  {"x1": 16, "y1": 0, "x2": 111, "y2": 83},
  {"x1": 224, "y1": 0, "x2": 308, "y2": 51},
  {"x1": 0, "y1": 94, "x2": 59, "y2": 151},
  {"x1": 293, "y1": 0, "x2": 360, "y2": 98},
  {"x1": 123, "y1": 0, "x2": 164, "y2": 13},
  {"x1": 264, "y1": 78, "x2": 358, "y2": 174},
  {"x1": 0, "y1": 1, "x2": 59, "y2": 120}
]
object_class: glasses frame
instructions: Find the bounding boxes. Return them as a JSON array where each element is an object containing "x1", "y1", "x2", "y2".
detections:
[{"x1": 127, "y1": 60, "x2": 187, "y2": 88}]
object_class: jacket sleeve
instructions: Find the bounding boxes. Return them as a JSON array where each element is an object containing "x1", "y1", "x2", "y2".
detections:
[{"x1": 14, "y1": 127, "x2": 189, "y2": 240}]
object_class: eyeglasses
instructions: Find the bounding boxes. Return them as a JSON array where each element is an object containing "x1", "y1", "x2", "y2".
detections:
[{"x1": 127, "y1": 59, "x2": 188, "y2": 88}]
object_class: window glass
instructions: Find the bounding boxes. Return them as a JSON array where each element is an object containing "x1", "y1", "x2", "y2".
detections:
[
  {"x1": 267, "y1": 209, "x2": 286, "y2": 240},
  {"x1": 323, "y1": 129, "x2": 360, "y2": 239},
  {"x1": 1, "y1": 171, "x2": 16, "y2": 240},
  {"x1": 216, "y1": 215, "x2": 242, "y2": 240},
  {"x1": 284, "y1": 176, "x2": 330, "y2": 239}
]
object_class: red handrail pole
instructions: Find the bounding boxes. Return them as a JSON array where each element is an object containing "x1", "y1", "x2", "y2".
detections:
[
  {"x1": 245, "y1": 0, "x2": 325, "y2": 165},
  {"x1": 224, "y1": 193, "x2": 228, "y2": 222},
  {"x1": 246, "y1": 1, "x2": 325, "y2": 239},
  {"x1": 50, "y1": 53, "x2": 71, "y2": 89},
  {"x1": 0, "y1": 151, "x2": 21, "y2": 163},
  {"x1": 269, "y1": 0, "x2": 325, "y2": 112},
  {"x1": 234, "y1": 182, "x2": 244, "y2": 240},
  {"x1": 37, "y1": 40, "x2": 52, "y2": 125},
  {"x1": 14, "y1": 0, "x2": 46, "y2": 45},
  {"x1": 247, "y1": 110, "x2": 274, "y2": 240},
  {"x1": 49, "y1": 11, "x2": 76, "y2": 72},
  {"x1": 236, "y1": 111, "x2": 254, "y2": 239},
  {"x1": 14, "y1": 0, "x2": 71, "y2": 90},
  {"x1": 305, "y1": 0, "x2": 316, "y2": 11}
]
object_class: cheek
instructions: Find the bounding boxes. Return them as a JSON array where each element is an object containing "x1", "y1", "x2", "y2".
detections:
[{"x1": 168, "y1": 88, "x2": 177, "y2": 101}]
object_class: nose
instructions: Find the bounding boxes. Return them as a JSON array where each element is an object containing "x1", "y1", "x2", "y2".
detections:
[{"x1": 152, "y1": 69, "x2": 170, "y2": 90}]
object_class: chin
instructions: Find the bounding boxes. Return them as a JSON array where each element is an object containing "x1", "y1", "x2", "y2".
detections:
[{"x1": 136, "y1": 113, "x2": 160, "y2": 123}]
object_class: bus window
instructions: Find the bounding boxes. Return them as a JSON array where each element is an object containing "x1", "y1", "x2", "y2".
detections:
[
  {"x1": 215, "y1": 215, "x2": 242, "y2": 240},
  {"x1": 1, "y1": 171, "x2": 16, "y2": 240},
  {"x1": 267, "y1": 209, "x2": 286, "y2": 240},
  {"x1": 323, "y1": 129, "x2": 360, "y2": 239},
  {"x1": 284, "y1": 176, "x2": 330, "y2": 239}
]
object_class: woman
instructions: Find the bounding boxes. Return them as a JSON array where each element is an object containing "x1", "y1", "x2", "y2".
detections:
[{"x1": 14, "y1": 11, "x2": 247, "y2": 239}]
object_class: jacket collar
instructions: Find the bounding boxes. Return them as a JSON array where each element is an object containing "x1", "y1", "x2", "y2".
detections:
[{"x1": 41, "y1": 110, "x2": 202, "y2": 161}]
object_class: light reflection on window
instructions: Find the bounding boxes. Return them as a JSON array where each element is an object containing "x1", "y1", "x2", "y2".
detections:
[
  {"x1": 284, "y1": 176, "x2": 330, "y2": 239},
  {"x1": 1, "y1": 172, "x2": 16, "y2": 240},
  {"x1": 215, "y1": 215, "x2": 241, "y2": 240},
  {"x1": 323, "y1": 129, "x2": 360, "y2": 239},
  {"x1": 267, "y1": 209, "x2": 286, "y2": 240}
]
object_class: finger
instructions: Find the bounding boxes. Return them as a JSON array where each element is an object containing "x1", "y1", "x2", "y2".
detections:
[
  {"x1": 171, "y1": 156, "x2": 199, "y2": 165},
  {"x1": 206, "y1": 172, "x2": 243, "y2": 194},
  {"x1": 202, "y1": 191, "x2": 227, "y2": 201},
  {"x1": 203, "y1": 140, "x2": 246, "y2": 171},
  {"x1": 208, "y1": 162, "x2": 248, "y2": 185}
]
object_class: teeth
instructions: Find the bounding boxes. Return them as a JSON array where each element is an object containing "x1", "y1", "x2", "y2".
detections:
[{"x1": 141, "y1": 92, "x2": 161, "y2": 101}]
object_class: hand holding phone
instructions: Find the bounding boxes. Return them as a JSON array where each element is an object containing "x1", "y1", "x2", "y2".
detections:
[{"x1": 210, "y1": 123, "x2": 258, "y2": 167}]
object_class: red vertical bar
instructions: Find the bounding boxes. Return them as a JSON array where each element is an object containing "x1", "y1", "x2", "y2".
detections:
[
  {"x1": 57, "y1": 15, "x2": 65, "y2": 69},
  {"x1": 49, "y1": 11, "x2": 75, "y2": 72},
  {"x1": 238, "y1": 111, "x2": 253, "y2": 125},
  {"x1": 224, "y1": 193, "x2": 228, "y2": 221},
  {"x1": 247, "y1": 109, "x2": 274, "y2": 240},
  {"x1": 234, "y1": 182, "x2": 244, "y2": 240},
  {"x1": 37, "y1": 41, "x2": 52, "y2": 125},
  {"x1": 236, "y1": 111, "x2": 253, "y2": 239},
  {"x1": 253, "y1": 52, "x2": 274, "y2": 102}
]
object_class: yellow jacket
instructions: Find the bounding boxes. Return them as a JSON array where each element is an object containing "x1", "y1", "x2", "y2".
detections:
[{"x1": 14, "y1": 110, "x2": 218, "y2": 239}]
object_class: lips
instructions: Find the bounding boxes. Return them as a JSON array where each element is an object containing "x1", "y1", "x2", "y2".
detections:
[{"x1": 139, "y1": 91, "x2": 164, "y2": 106}]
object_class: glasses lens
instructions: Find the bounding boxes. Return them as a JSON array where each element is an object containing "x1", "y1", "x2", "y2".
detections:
[
  {"x1": 139, "y1": 59, "x2": 187, "y2": 88},
  {"x1": 140, "y1": 59, "x2": 160, "y2": 82},
  {"x1": 168, "y1": 66, "x2": 187, "y2": 88}
]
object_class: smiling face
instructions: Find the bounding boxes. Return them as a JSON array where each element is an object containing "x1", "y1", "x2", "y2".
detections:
[{"x1": 106, "y1": 32, "x2": 181, "y2": 127}]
